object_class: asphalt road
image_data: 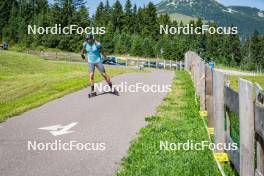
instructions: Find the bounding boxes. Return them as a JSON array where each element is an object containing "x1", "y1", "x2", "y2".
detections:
[{"x1": 0, "y1": 69, "x2": 174, "y2": 176}]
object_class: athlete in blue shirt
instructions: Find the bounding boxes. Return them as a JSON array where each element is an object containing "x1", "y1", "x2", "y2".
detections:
[{"x1": 81, "y1": 33, "x2": 117, "y2": 97}]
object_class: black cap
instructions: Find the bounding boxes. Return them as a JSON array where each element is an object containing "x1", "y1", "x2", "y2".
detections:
[{"x1": 86, "y1": 33, "x2": 94, "y2": 39}]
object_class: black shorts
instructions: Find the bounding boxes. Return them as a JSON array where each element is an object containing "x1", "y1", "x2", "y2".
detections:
[{"x1": 89, "y1": 61, "x2": 106, "y2": 74}]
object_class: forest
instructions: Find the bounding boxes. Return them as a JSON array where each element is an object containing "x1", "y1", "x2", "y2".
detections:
[{"x1": 0, "y1": 0, "x2": 264, "y2": 70}]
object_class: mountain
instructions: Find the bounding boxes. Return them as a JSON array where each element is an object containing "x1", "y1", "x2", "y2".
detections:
[
  {"x1": 156, "y1": 0, "x2": 264, "y2": 36},
  {"x1": 229, "y1": 6, "x2": 264, "y2": 19}
]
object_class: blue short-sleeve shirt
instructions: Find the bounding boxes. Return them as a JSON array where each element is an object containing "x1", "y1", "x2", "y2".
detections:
[{"x1": 83, "y1": 42, "x2": 102, "y2": 63}]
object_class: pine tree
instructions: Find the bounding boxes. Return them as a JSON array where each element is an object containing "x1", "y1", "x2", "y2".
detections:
[
  {"x1": 142, "y1": 37, "x2": 155, "y2": 57},
  {"x1": 103, "y1": 22, "x2": 115, "y2": 54},
  {"x1": 104, "y1": 0, "x2": 112, "y2": 26},
  {"x1": 123, "y1": 0, "x2": 133, "y2": 33},
  {"x1": 35, "y1": 0, "x2": 49, "y2": 14},
  {"x1": 142, "y1": 2, "x2": 158, "y2": 39},
  {"x1": 251, "y1": 30, "x2": 262, "y2": 68},
  {"x1": 158, "y1": 14, "x2": 171, "y2": 26},
  {"x1": 115, "y1": 33, "x2": 130, "y2": 54},
  {"x1": 227, "y1": 33, "x2": 242, "y2": 66},
  {"x1": 135, "y1": 7, "x2": 144, "y2": 34},
  {"x1": 5, "y1": 1, "x2": 19, "y2": 42},
  {"x1": 77, "y1": 5, "x2": 90, "y2": 27},
  {"x1": 260, "y1": 36, "x2": 264, "y2": 69},
  {"x1": 162, "y1": 37, "x2": 174, "y2": 60},
  {"x1": 0, "y1": 0, "x2": 17, "y2": 38},
  {"x1": 204, "y1": 23, "x2": 222, "y2": 62},
  {"x1": 130, "y1": 35, "x2": 143, "y2": 56},
  {"x1": 130, "y1": 4, "x2": 137, "y2": 33},
  {"x1": 112, "y1": 0, "x2": 124, "y2": 32},
  {"x1": 94, "y1": 2, "x2": 105, "y2": 26}
]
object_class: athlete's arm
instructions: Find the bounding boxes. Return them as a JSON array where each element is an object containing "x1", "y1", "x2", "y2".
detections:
[
  {"x1": 81, "y1": 43, "x2": 87, "y2": 60},
  {"x1": 95, "y1": 41, "x2": 106, "y2": 58},
  {"x1": 100, "y1": 48, "x2": 107, "y2": 59},
  {"x1": 81, "y1": 47, "x2": 86, "y2": 55}
]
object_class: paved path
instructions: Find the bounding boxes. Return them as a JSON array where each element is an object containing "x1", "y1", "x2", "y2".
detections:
[{"x1": 0, "y1": 69, "x2": 174, "y2": 176}]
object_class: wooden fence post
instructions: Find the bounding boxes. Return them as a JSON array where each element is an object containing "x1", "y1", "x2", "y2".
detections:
[
  {"x1": 256, "y1": 142, "x2": 264, "y2": 176},
  {"x1": 199, "y1": 62, "x2": 206, "y2": 110},
  {"x1": 184, "y1": 53, "x2": 188, "y2": 71},
  {"x1": 148, "y1": 59, "x2": 150, "y2": 68},
  {"x1": 213, "y1": 70, "x2": 225, "y2": 152},
  {"x1": 256, "y1": 82, "x2": 264, "y2": 176},
  {"x1": 164, "y1": 60, "x2": 166, "y2": 69},
  {"x1": 239, "y1": 79, "x2": 254, "y2": 176},
  {"x1": 194, "y1": 58, "x2": 199, "y2": 94},
  {"x1": 180, "y1": 61, "x2": 182, "y2": 70},
  {"x1": 205, "y1": 65, "x2": 214, "y2": 127}
]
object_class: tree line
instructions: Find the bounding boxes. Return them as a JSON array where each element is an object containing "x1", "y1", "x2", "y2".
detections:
[{"x1": 0, "y1": 0, "x2": 263, "y2": 70}]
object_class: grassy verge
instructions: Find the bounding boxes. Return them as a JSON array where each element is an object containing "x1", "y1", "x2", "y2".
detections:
[
  {"x1": 228, "y1": 75, "x2": 264, "y2": 91},
  {"x1": 116, "y1": 71, "x2": 222, "y2": 176},
  {"x1": 216, "y1": 64, "x2": 264, "y2": 75},
  {"x1": 9, "y1": 44, "x2": 64, "y2": 53},
  {"x1": 216, "y1": 64, "x2": 248, "y2": 73},
  {"x1": 0, "y1": 51, "x2": 139, "y2": 122}
]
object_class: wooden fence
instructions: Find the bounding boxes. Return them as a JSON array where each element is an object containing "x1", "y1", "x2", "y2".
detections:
[
  {"x1": 27, "y1": 50, "x2": 83, "y2": 62},
  {"x1": 125, "y1": 58, "x2": 184, "y2": 70},
  {"x1": 27, "y1": 50, "x2": 184, "y2": 70},
  {"x1": 185, "y1": 51, "x2": 264, "y2": 176}
]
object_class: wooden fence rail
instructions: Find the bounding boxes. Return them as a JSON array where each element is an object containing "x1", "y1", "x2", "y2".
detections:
[{"x1": 185, "y1": 51, "x2": 264, "y2": 176}]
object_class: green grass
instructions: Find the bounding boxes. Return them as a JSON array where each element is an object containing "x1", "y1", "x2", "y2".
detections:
[
  {"x1": 216, "y1": 64, "x2": 248, "y2": 72},
  {"x1": 225, "y1": 74, "x2": 264, "y2": 149},
  {"x1": 160, "y1": 13, "x2": 208, "y2": 24},
  {"x1": 0, "y1": 51, "x2": 139, "y2": 122},
  {"x1": 9, "y1": 44, "x2": 64, "y2": 53},
  {"x1": 216, "y1": 64, "x2": 264, "y2": 76},
  {"x1": 116, "y1": 71, "x2": 224, "y2": 176},
  {"x1": 168, "y1": 13, "x2": 198, "y2": 24},
  {"x1": 225, "y1": 108, "x2": 240, "y2": 146},
  {"x1": 228, "y1": 75, "x2": 264, "y2": 91}
]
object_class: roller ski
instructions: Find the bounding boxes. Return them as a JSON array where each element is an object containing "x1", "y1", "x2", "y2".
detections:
[
  {"x1": 88, "y1": 91, "x2": 97, "y2": 98},
  {"x1": 111, "y1": 88, "x2": 119, "y2": 96}
]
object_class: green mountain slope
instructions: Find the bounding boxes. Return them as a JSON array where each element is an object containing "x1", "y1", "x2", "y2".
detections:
[{"x1": 156, "y1": 0, "x2": 264, "y2": 36}]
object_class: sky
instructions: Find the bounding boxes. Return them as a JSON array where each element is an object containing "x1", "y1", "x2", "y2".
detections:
[{"x1": 86, "y1": 0, "x2": 264, "y2": 15}]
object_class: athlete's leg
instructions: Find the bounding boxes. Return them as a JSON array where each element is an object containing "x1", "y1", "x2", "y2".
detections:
[
  {"x1": 96, "y1": 62, "x2": 112, "y2": 86},
  {"x1": 89, "y1": 63, "x2": 96, "y2": 93},
  {"x1": 96, "y1": 62, "x2": 118, "y2": 95}
]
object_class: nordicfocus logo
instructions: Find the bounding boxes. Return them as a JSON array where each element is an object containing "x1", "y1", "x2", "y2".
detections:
[
  {"x1": 160, "y1": 24, "x2": 238, "y2": 35},
  {"x1": 160, "y1": 140, "x2": 238, "y2": 151},
  {"x1": 95, "y1": 82, "x2": 172, "y2": 93},
  {"x1": 27, "y1": 24, "x2": 106, "y2": 35},
  {"x1": 27, "y1": 140, "x2": 106, "y2": 151}
]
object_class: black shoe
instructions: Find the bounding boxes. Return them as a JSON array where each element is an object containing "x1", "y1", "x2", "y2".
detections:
[
  {"x1": 88, "y1": 92, "x2": 97, "y2": 98},
  {"x1": 112, "y1": 89, "x2": 119, "y2": 96}
]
